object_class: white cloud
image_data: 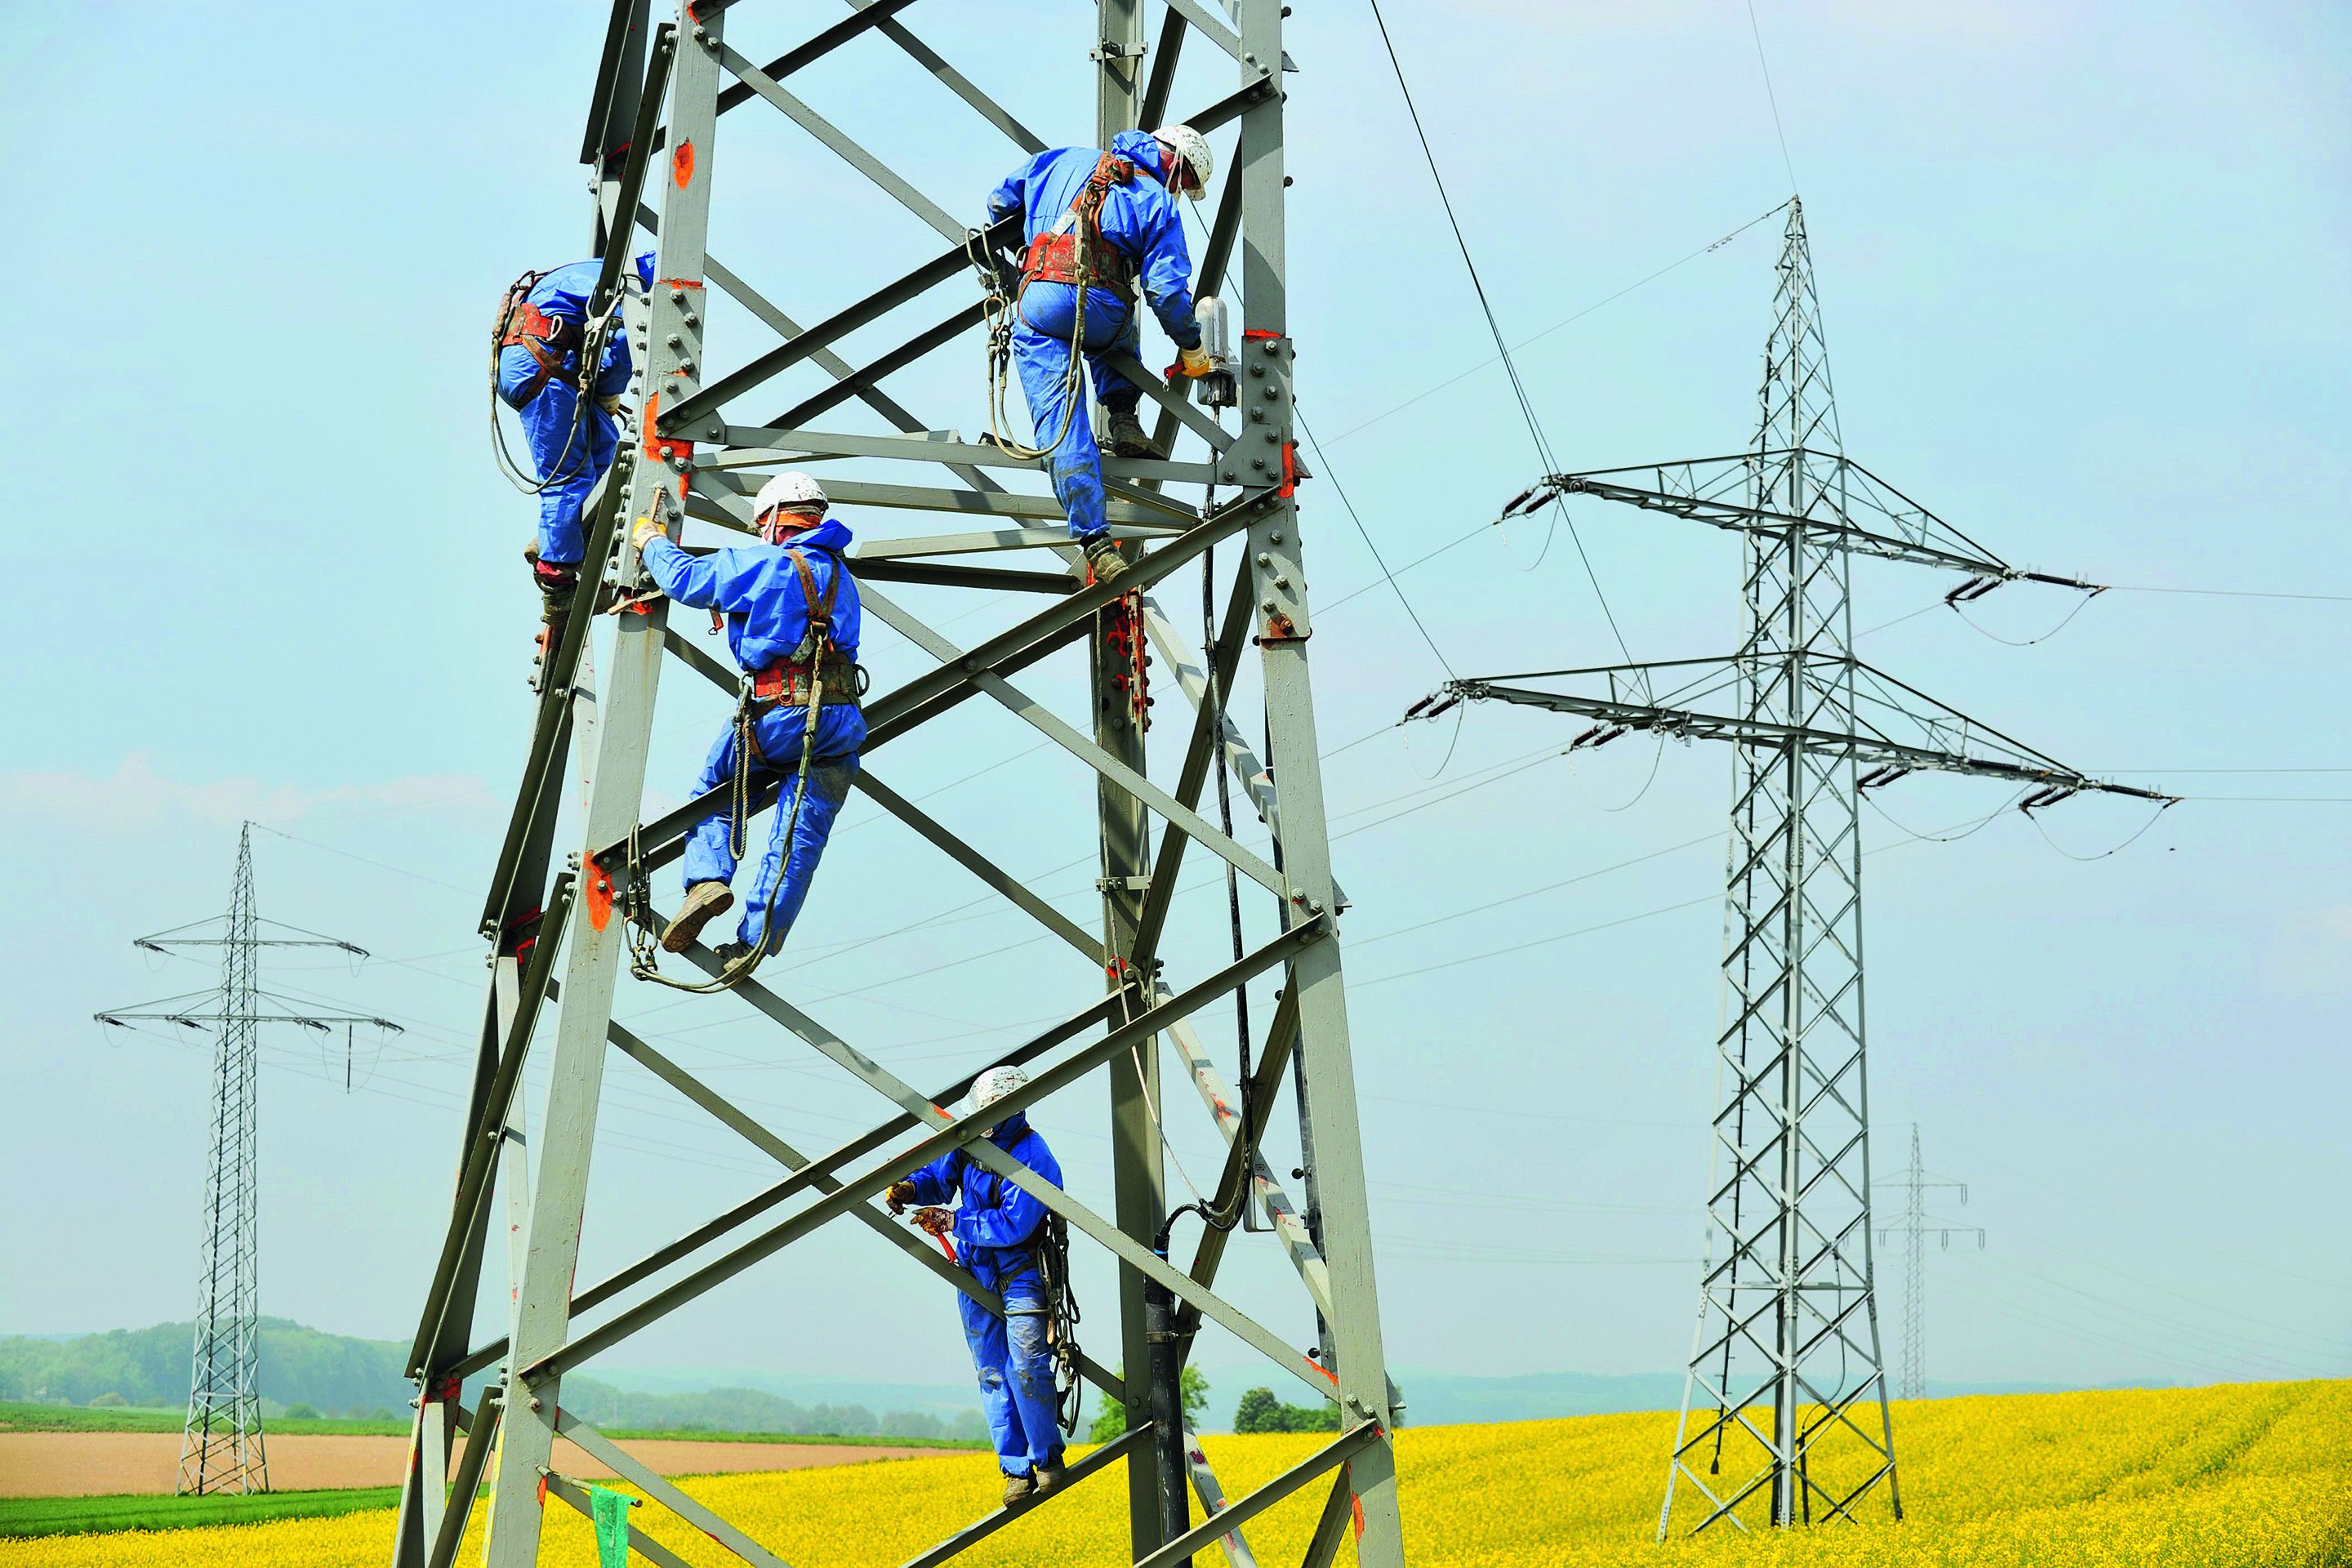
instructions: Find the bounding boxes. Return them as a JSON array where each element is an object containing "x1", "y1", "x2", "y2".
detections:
[{"x1": 0, "y1": 754, "x2": 497, "y2": 832}]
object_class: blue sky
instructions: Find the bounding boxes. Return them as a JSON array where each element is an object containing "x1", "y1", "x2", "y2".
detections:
[{"x1": 2, "y1": 0, "x2": 2345, "y2": 1405}]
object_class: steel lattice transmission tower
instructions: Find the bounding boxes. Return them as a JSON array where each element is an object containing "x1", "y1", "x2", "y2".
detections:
[
  {"x1": 1874, "y1": 1124, "x2": 1983, "y2": 1401},
  {"x1": 95, "y1": 824, "x2": 394, "y2": 1496},
  {"x1": 1419, "y1": 198, "x2": 2167, "y2": 1534},
  {"x1": 390, "y1": 5, "x2": 1406, "y2": 1566}
]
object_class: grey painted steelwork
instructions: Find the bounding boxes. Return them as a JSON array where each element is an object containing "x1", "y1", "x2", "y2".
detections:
[
  {"x1": 1873, "y1": 1125, "x2": 1983, "y2": 1401},
  {"x1": 95, "y1": 823, "x2": 392, "y2": 1498},
  {"x1": 390, "y1": 4, "x2": 1405, "y2": 1565},
  {"x1": 1432, "y1": 200, "x2": 2165, "y2": 1537}
]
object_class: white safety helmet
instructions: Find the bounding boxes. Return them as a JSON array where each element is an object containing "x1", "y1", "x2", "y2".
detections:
[
  {"x1": 753, "y1": 471, "x2": 828, "y2": 541},
  {"x1": 964, "y1": 1064, "x2": 1031, "y2": 1129},
  {"x1": 1150, "y1": 123, "x2": 1213, "y2": 201}
]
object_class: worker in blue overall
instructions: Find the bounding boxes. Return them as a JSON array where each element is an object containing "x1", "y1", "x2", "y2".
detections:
[
  {"x1": 630, "y1": 472, "x2": 865, "y2": 967},
  {"x1": 495, "y1": 252, "x2": 654, "y2": 644},
  {"x1": 888, "y1": 1066, "x2": 1069, "y2": 1507},
  {"x1": 985, "y1": 124, "x2": 1218, "y2": 586}
]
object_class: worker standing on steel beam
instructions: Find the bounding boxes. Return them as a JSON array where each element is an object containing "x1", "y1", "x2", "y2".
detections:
[
  {"x1": 630, "y1": 472, "x2": 865, "y2": 969},
  {"x1": 889, "y1": 1065, "x2": 1071, "y2": 1508},
  {"x1": 493, "y1": 252, "x2": 653, "y2": 651},
  {"x1": 984, "y1": 125, "x2": 1217, "y2": 586}
]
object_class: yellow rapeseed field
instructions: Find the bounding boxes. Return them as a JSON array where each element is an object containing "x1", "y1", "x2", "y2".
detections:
[{"x1": 7, "y1": 1380, "x2": 2345, "y2": 1567}]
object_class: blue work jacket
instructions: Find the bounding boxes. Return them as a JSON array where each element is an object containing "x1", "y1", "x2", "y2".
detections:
[
  {"x1": 987, "y1": 130, "x2": 1202, "y2": 350},
  {"x1": 639, "y1": 517, "x2": 862, "y2": 675},
  {"x1": 903, "y1": 1112, "x2": 1063, "y2": 1292}
]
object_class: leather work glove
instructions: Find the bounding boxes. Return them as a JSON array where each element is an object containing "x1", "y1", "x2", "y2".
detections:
[
  {"x1": 630, "y1": 514, "x2": 669, "y2": 555},
  {"x1": 1169, "y1": 343, "x2": 1213, "y2": 380},
  {"x1": 598, "y1": 394, "x2": 624, "y2": 417},
  {"x1": 884, "y1": 1181, "x2": 919, "y2": 1216},
  {"x1": 912, "y1": 1206, "x2": 955, "y2": 1238}
]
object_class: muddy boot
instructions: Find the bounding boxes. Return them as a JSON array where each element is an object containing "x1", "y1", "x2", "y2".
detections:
[
  {"x1": 1031, "y1": 1463, "x2": 1067, "y2": 1498},
  {"x1": 528, "y1": 546, "x2": 580, "y2": 687},
  {"x1": 1001, "y1": 1470, "x2": 1037, "y2": 1508},
  {"x1": 713, "y1": 938, "x2": 757, "y2": 970},
  {"x1": 661, "y1": 881, "x2": 735, "y2": 953},
  {"x1": 1083, "y1": 533, "x2": 1129, "y2": 587},
  {"x1": 1104, "y1": 406, "x2": 1157, "y2": 458}
]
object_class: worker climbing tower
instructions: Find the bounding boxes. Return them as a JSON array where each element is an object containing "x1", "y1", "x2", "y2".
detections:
[
  {"x1": 1419, "y1": 199, "x2": 2167, "y2": 1533},
  {"x1": 390, "y1": 5, "x2": 1405, "y2": 1566}
]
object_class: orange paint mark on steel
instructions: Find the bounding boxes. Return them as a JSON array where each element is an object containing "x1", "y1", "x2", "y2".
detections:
[{"x1": 672, "y1": 139, "x2": 696, "y2": 188}]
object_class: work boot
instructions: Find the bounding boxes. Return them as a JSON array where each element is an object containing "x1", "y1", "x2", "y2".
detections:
[
  {"x1": 660, "y1": 882, "x2": 735, "y2": 954},
  {"x1": 1032, "y1": 1463, "x2": 1067, "y2": 1498},
  {"x1": 1103, "y1": 407, "x2": 1157, "y2": 459},
  {"x1": 713, "y1": 939, "x2": 757, "y2": 970},
  {"x1": 1083, "y1": 534, "x2": 1129, "y2": 587},
  {"x1": 1001, "y1": 1470, "x2": 1037, "y2": 1508}
]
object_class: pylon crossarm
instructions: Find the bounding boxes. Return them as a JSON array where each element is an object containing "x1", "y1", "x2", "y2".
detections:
[
  {"x1": 518, "y1": 921, "x2": 1325, "y2": 1381},
  {"x1": 844, "y1": 524, "x2": 1180, "y2": 559},
  {"x1": 555, "y1": 1410, "x2": 798, "y2": 1568},
  {"x1": 893, "y1": 1427, "x2": 1153, "y2": 1568},
  {"x1": 715, "y1": 469, "x2": 1196, "y2": 530}
]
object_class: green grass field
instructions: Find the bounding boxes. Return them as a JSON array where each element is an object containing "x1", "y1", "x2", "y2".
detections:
[
  {"x1": 0, "y1": 1487, "x2": 402, "y2": 1539},
  {"x1": 0, "y1": 1403, "x2": 407, "y2": 1438}
]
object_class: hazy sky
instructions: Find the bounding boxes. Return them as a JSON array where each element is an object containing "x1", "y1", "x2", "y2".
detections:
[{"x1": 3, "y1": 0, "x2": 2345, "y2": 1405}]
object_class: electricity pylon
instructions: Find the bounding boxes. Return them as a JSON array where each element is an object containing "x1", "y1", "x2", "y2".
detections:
[
  {"x1": 390, "y1": 6, "x2": 1405, "y2": 1566},
  {"x1": 1414, "y1": 198, "x2": 2168, "y2": 1535},
  {"x1": 1874, "y1": 1124, "x2": 1983, "y2": 1401},
  {"x1": 95, "y1": 823, "x2": 395, "y2": 1495}
]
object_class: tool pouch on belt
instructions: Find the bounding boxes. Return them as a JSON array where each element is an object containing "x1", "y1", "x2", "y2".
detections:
[
  {"x1": 747, "y1": 549, "x2": 863, "y2": 711},
  {"x1": 1018, "y1": 153, "x2": 1138, "y2": 304}
]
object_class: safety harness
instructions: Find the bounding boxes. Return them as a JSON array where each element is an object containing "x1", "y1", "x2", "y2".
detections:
[
  {"x1": 971, "y1": 150, "x2": 1141, "y2": 462},
  {"x1": 625, "y1": 543, "x2": 861, "y2": 996},
  {"x1": 488, "y1": 265, "x2": 629, "y2": 499},
  {"x1": 1018, "y1": 151, "x2": 1138, "y2": 304}
]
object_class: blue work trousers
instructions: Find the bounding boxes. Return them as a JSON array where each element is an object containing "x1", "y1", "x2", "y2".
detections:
[
  {"x1": 499, "y1": 345, "x2": 617, "y2": 568},
  {"x1": 680, "y1": 702, "x2": 866, "y2": 954},
  {"x1": 1013, "y1": 282, "x2": 1145, "y2": 543},
  {"x1": 956, "y1": 1269, "x2": 1062, "y2": 1476}
]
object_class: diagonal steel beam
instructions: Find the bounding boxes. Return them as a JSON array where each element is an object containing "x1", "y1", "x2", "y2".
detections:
[
  {"x1": 555, "y1": 1410, "x2": 797, "y2": 1568},
  {"x1": 445, "y1": 991, "x2": 1125, "y2": 1383},
  {"x1": 718, "y1": 44, "x2": 964, "y2": 243},
  {"x1": 893, "y1": 1427, "x2": 1151, "y2": 1568},
  {"x1": 860, "y1": 4, "x2": 1043, "y2": 154},
  {"x1": 521, "y1": 922, "x2": 1321, "y2": 1379},
  {"x1": 852, "y1": 772, "x2": 1105, "y2": 963},
  {"x1": 859, "y1": 584, "x2": 1287, "y2": 896},
  {"x1": 661, "y1": 220, "x2": 1019, "y2": 435},
  {"x1": 1132, "y1": 1423, "x2": 1382, "y2": 1568}
]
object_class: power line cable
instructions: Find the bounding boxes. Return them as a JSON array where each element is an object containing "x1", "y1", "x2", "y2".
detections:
[
  {"x1": 1297, "y1": 409, "x2": 1454, "y2": 677},
  {"x1": 1361, "y1": 0, "x2": 1638, "y2": 666},
  {"x1": 1743, "y1": 0, "x2": 1801, "y2": 194}
]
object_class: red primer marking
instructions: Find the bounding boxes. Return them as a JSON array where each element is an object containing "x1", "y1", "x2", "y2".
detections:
[{"x1": 673, "y1": 140, "x2": 696, "y2": 188}]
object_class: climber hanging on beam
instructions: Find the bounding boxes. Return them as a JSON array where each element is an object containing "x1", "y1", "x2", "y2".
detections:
[
  {"x1": 627, "y1": 473, "x2": 866, "y2": 977},
  {"x1": 979, "y1": 125, "x2": 1218, "y2": 586}
]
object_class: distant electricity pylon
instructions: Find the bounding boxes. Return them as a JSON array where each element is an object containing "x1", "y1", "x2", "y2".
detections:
[
  {"x1": 1875, "y1": 1124, "x2": 1984, "y2": 1401},
  {"x1": 1410, "y1": 198, "x2": 2168, "y2": 1535},
  {"x1": 96, "y1": 823, "x2": 397, "y2": 1496}
]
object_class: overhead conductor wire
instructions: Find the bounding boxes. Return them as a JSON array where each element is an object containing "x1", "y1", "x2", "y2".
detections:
[{"x1": 1363, "y1": 0, "x2": 1644, "y2": 693}]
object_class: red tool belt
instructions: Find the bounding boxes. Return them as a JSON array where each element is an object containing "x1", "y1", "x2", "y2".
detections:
[
  {"x1": 750, "y1": 650, "x2": 861, "y2": 709},
  {"x1": 498, "y1": 301, "x2": 586, "y2": 403},
  {"x1": 1019, "y1": 152, "x2": 1138, "y2": 303}
]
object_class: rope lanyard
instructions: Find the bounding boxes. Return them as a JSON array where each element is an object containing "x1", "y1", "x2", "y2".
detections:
[
  {"x1": 624, "y1": 556, "x2": 840, "y2": 996},
  {"x1": 969, "y1": 153, "x2": 1134, "y2": 461}
]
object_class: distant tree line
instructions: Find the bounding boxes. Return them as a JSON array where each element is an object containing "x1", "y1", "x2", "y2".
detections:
[
  {"x1": 0, "y1": 1321, "x2": 984, "y2": 1441},
  {"x1": 1231, "y1": 1387, "x2": 1342, "y2": 1433}
]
